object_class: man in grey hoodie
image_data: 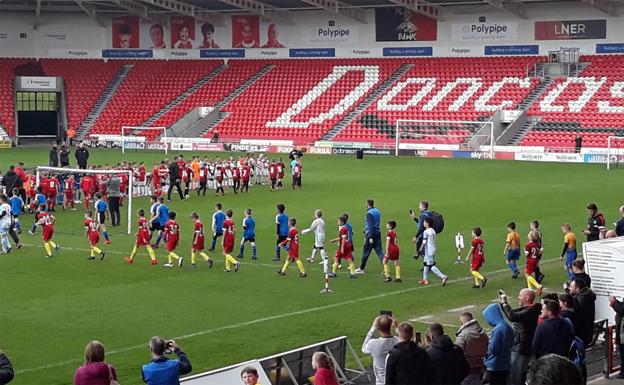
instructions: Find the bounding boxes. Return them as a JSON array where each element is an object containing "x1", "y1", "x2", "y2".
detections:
[
  {"x1": 362, "y1": 315, "x2": 400, "y2": 385},
  {"x1": 455, "y1": 312, "x2": 489, "y2": 385}
]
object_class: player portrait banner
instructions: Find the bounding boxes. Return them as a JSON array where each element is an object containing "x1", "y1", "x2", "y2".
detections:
[
  {"x1": 451, "y1": 22, "x2": 518, "y2": 42},
  {"x1": 535, "y1": 19, "x2": 606, "y2": 40},
  {"x1": 232, "y1": 15, "x2": 260, "y2": 48},
  {"x1": 171, "y1": 16, "x2": 196, "y2": 49},
  {"x1": 197, "y1": 19, "x2": 223, "y2": 49},
  {"x1": 112, "y1": 16, "x2": 140, "y2": 49},
  {"x1": 375, "y1": 7, "x2": 437, "y2": 42},
  {"x1": 260, "y1": 22, "x2": 288, "y2": 48},
  {"x1": 141, "y1": 21, "x2": 168, "y2": 49}
]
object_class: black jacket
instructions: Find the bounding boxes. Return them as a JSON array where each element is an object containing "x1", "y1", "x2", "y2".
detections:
[
  {"x1": 74, "y1": 147, "x2": 89, "y2": 167},
  {"x1": 574, "y1": 287, "x2": 597, "y2": 346},
  {"x1": 168, "y1": 162, "x2": 180, "y2": 181},
  {"x1": 48, "y1": 146, "x2": 58, "y2": 167},
  {"x1": 1, "y1": 171, "x2": 22, "y2": 192},
  {"x1": 425, "y1": 335, "x2": 470, "y2": 385},
  {"x1": 500, "y1": 302, "x2": 541, "y2": 355},
  {"x1": 573, "y1": 272, "x2": 591, "y2": 288},
  {"x1": 0, "y1": 352, "x2": 14, "y2": 385},
  {"x1": 612, "y1": 299, "x2": 624, "y2": 345},
  {"x1": 59, "y1": 147, "x2": 70, "y2": 167},
  {"x1": 561, "y1": 309, "x2": 577, "y2": 333},
  {"x1": 385, "y1": 341, "x2": 434, "y2": 385},
  {"x1": 532, "y1": 317, "x2": 574, "y2": 359}
]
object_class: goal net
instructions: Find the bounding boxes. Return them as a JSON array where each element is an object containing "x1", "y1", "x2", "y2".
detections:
[
  {"x1": 121, "y1": 126, "x2": 168, "y2": 155},
  {"x1": 395, "y1": 119, "x2": 495, "y2": 157},
  {"x1": 35, "y1": 166, "x2": 134, "y2": 234},
  {"x1": 607, "y1": 136, "x2": 624, "y2": 170}
]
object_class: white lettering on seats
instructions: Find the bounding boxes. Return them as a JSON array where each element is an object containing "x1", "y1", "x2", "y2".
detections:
[
  {"x1": 266, "y1": 65, "x2": 379, "y2": 129},
  {"x1": 376, "y1": 77, "x2": 436, "y2": 111},
  {"x1": 423, "y1": 77, "x2": 482, "y2": 112},
  {"x1": 597, "y1": 81, "x2": 624, "y2": 113},
  {"x1": 475, "y1": 77, "x2": 531, "y2": 112},
  {"x1": 539, "y1": 77, "x2": 607, "y2": 113}
]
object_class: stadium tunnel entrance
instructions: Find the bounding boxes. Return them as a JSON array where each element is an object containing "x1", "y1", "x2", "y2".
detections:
[{"x1": 14, "y1": 75, "x2": 67, "y2": 142}]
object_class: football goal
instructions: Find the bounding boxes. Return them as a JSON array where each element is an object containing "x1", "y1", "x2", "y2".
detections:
[
  {"x1": 35, "y1": 166, "x2": 134, "y2": 234},
  {"x1": 121, "y1": 126, "x2": 168, "y2": 155},
  {"x1": 395, "y1": 119, "x2": 495, "y2": 157},
  {"x1": 607, "y1": 136, "x2": 624, "y2": 170}
]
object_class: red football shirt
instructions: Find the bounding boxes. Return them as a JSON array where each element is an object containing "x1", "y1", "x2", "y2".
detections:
[
  {"x1": 471, "y1": 238, "x2": 485, "y2": 259},
  {"x1": 287, "y1": 227, "x2": 299, "y2": 258},
  {"x1": 164, "y1": 220, "x2": 180, "y2": 241},
  {"x1": 84, "y1": 218, "x2": 99, "y2": 236},
  {"x1": 222, "y1": 219, "x2": 235, "y2": 244}
]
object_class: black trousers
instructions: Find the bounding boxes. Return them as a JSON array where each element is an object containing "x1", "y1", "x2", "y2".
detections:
[
  {"x1": 167, "y1": 178, "x2": 184, "y2": 200},
  {"x1": 9, "y1": 222, "x2": 20, "y2": 245},
  {"x1": 486, "y1": 370, "x2": 508, "y2": 385},
  {"x1": 359, "y1": 233, "x2": 384, "y2": 270},
  {"x1": 108, "y1": 196, "x2": 121, "y2": 226}
]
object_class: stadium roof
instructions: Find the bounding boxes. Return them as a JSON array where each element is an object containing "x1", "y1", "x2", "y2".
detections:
[{"x1": 0, "y1": 0, "x2": 620, "y2": 23}]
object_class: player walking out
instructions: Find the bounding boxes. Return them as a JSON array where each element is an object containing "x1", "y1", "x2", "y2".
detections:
[
  {"x1": 124, "y1": 209, "x2": 157, "y2": 265},
  {"x1": 9, "y1": 190, "x2": 23, "y2": 234},
  {"x1": 163, "y1": 211, "x2": 183, "y2": 268},
  {"x1": 529, "y1": 220, "x2": 545, "y2": 283},
  {"x1": 277, "y1": 218, "x2": 306, "y2": 277},
  {"x1": 329, "y1": 216, "x2": 356, "y2": 278},
  {"x1": 31, "y1": 205, "x2": 60, "y2": 258},
  {"x1": 84, "y1": 211, "x2": 105, "y2": 261},
  {"x1": 190, "y1": 212, "x2": 214, "y2": 268},
  {"x1": 561, "y1": 224, "x2": 577, "y2": 281},
  {"x1": 524, "y1": 231, "x2": 544, "y2": 296},
  {"x1": 302, "y1": 209, "x2": 328, "y2": 271},
  {"x1": 209, "y1": 203, "x2": 226, "y2": 252},
  {"x1": 237, "y1": 208, "x2": 257, "y2": 260},
  {"x1": 222, "y1": 209, "x2": 240, "y2": 273},
  {"x1": 419, "y1": 217, "x2": 448, "y2": 286},
  {"x1": 503, "y1": 222, "x2": 521, "y2": 279},
  {"x1": 94, "y1": 193, "x2": 111, "y2": 244},
  {"x1": 63, "y1": 175, "x2": 76, "y2": 211},
  {"x1": 274, "y1": 204, "x2": 289, "y2": 262},
  {"x1": 466, "y1": 227, "x2": 487, "y2": 288},
  {"x1": 383, "y1": 221, "x2": 401, "y2": 282},
  {"x1": 0, "y1": 195, "x2": 12, "y2": 253},
  {"x1": 152, "y1": 197, "x2": 169, "y2": 248}
]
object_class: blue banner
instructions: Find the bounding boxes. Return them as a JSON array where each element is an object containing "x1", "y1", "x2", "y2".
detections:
[
  {"x1": 102, "y1": 49, "x2": 153, "y2": 58},
  {"x1": 484, "y1": 45, "x2": 539, "y2": 55},
  {"x1": 596, "y1": 43, "x2": 624, "y2": 54},
  {"x1": 289, "y1": 48, "x2": 335, "y2": 58},
  {"x1": 452, "y1": 151, "x2": 473, "y2": 159},
  {"x1": 200, "y1": 49, "x2": 245, "y2": 58},
  {"x1": 382, "y1": 47, "x2": 433, "y2": 56}
]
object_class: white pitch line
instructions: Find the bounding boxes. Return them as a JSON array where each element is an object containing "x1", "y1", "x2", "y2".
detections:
[
  {"x1": 446, "y1": 305, "x2": 475, "y2": 313},
  {"x1": 13, "y1": 254, "x2": 562, "y2": 375},
  {"x1": 410, "y1": 315, "x2": 434, "y2": 321}
]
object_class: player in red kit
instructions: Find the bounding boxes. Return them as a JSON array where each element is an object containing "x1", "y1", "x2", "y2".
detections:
[
  {"x1": 182, "y1": 165, "x2": 192, "y2": 199},
  {"x1": 329, "y1": 216, "x2": 356, "y2": 278},
  {"x1": 465, "y1": 227, "x2": 487, "y2": 289},
  {"x1": 124, "y1": 208, "x2": 158, "y2": 265},
  {"x1": 215, "y1": 164, "x2": 225, "y2": 196},
  {"x1": 136, "y1": 162, "x2": 147, "y2": 196},
  {"x1": 241, "y1": 164, "x2": 250, "y2": 193},
  {"x1": 277, "y1": 218, "x2": 307, "y2": 277},
  {"x1": 151, "y1": 163, "x2": 161, "y2": 196},
  {"x1": 232, "y1": 165, "x2": 240, "y2": 194},
  {"x1": 269, "y1": 160, "x2": 278, "y2": 191},
  {"x1": 383, "y1": 220, "x2": 401, "y2": 282},
  {"x1": 31, "y1": 205, "x2": 60, "y2": 258},
  {"x1": 277, "y1": 158, "x2": 285, "y2": 189},
  {"x1": 46, "y1": 174, "x2": 59, "y2": 211},
  {"x1": 80, "y1": 173, "x2": 95, "y2": 210},
  {"x1": 524, "y1": 231, "x2": 543, "y2": 296},
  {"x1": 190, "y1": 212, "x2": 214, "y2": 268},
  {"x1": 84, "y1": 211, "x2": 105, "y2": 261},
  {"x1": 63, "y1": 175, "x2": 76, "y2": 211},
  {"x1": 163, "y1": 211, "x2": 183, "y2": 268},
  {"x1": 222, "y1": 209, "x2": 240, "y2": 272},
  {"x1": 197, "y1": 163, "x2": 208, "y2": 196}
]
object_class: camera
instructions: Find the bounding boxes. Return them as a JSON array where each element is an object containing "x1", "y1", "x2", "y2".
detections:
[
  {"x1": 164, "y1": 340, "x2": 175, "y2": 355},
  {"x1": 498, "y1": 289, "x2": 505, "y2": 296},
  {"x1": 380, "y1": 310, "x2": 393, "y2": 318},
  {"x1": 409, "y1": 209, "x2": 414, "y2": 215}
]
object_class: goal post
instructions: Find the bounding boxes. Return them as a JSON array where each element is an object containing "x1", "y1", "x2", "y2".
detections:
[
  {"x1": 121, "y1": 126, "x2": 168, "y2": 155},
  {"x1": 607, "y1": 136, "x2": 624, "y2": 170},
  {"x1": 35, "y1": 166, "x2": 134, "y2": 235},
  {"x1": 395, "y1": 119, "x2": 495, "y2": 158}
]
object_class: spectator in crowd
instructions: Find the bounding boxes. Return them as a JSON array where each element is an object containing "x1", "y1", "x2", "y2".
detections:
[
  {"x1": 425, "y1": 323, "x2": 469, "y2": 385},
  {"x1": 455, "y1": 312, "x2": 488, "y2": 385},
  {"x1": 571, "y1": 260, "x2": 591, "y2": 287},
  {"x1": 356, "y1": 199, "x2": 384, "y2": 274},
  {"x1": 0, "y1": 350, "x2": 13, "y2": 385},
  {"x1": 106, "y1": 175, "x2": 122, "y2": 227},
  {"x1": 49, "y1": 142, "x2": 59, "y2": 167},
  {"x1": 361, "y1": 315, "x2": 400, "y2": 385},
  {"x1": 482, "y1": 303, "x2": 514, "y2": 385},
  {"x1": 499, "y1": 289, "x2": 541, "y2": 385},
  {"x1": 75, "y1": 142, "x2": 89, "y2": 169},
  {"x1": 409, "y1": 200, "x2": 431, "y2": 259},
  {"x1": 615, "y1": 206, "x2": 624, "y2": 237},
  {"x1": 142, "y1": 337, "x2": 191, "y2": 385},
  {"x1": 73, "y1": 340, "x2": 117, "y2": 385},
  {"x1": 1, "y1": 166, "x2": 22, "y2": 198},
  {"x1": 385, "y1": 322, "x2": 434, "y2": 385},
  {"x1": 605, "y1": 229, "x2": 617, "y2": 238},
  {"x1": 584, "y1": 203, "x2": 605, "y2": 242},
  {"x1": 609, "y1": 295, "x2": 624, "y2": 379},
  {"x1": 569, "y1": 278, "x2": 596, "y2": 347},
  {"x1": 526, "y1": 354, "x2": 583, "y2": 385},
  {"x1": 311, "y1": 352, "x2": 339, "y2": 385},
  {"x1": 60, "y1": 144, "x2": 71, "y2": 167},
  {"x1": 532, "y1": 300, "x2": 575, "y2": 359},
  {"x1": 559, "y1": 294, "x2": 577, "y2": 329},
  {"x1": 240, "y1": 366, "x2": 260, "y2": 385},
  {"x1": 167, "y1": 157, "x2": 184, "y2": 201}
]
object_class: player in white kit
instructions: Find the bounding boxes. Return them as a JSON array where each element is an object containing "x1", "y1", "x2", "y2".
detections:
[{"x1": 302, "y1": 209, "x2": 329, "y2": 273}]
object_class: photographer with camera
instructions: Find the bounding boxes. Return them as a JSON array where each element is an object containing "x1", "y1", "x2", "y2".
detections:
[
  {"x1": 142, "y1": 337, "x2": 192, "y2": 385},
  {"x1": 362, "y1": 313, "x2": 400, "y2": 385}
]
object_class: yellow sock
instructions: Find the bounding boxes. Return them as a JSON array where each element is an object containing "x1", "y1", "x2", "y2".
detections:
[
  {"x1": 527, "y1": 275, "x2": 539, "y2": 290},
  {"x1": 471, "y1": 271, "x2": 483, "y2": 285},
  {"x1": 226, "y1": 254, "x2": 237, "y2": 265},
  {"x1": 93, "y1": 246, "x2": 102, "y2": 254},
  {"x1": 146, "y1": 246, "x2": 156, "y2": 261},
  {"x1": 200, "y1": 252, "x2": 211, "y2": 261},
  {"x1": 49, "y1": 241, "x2": 57, "y2": 249},
  {"x1": 296, "y1": 259, "x2": 305, "y2": 274},
  {"x1": 44, "y1": 242, "x2": 52, "y2": 256},
  {"x1": 395, "y1": 265, "x2": 401, "y2": 279},
  {"x1": 348, "y1": 261, "x2": 356, "y2": 275},
  {"x1": 130, "y1": 245, "x2": 138, "y2": 260},
  {"x1": 383, "y1": 264, "x2": 390, "y2": 277},
  {"x1": 474, "y1": 276, "x2": 480, "y2": 285},
  {"x1": 90, "y1": 248, "x2": 96, "y2": 257},
  {"x1": 332, "y1": 261, "x2": 338, "y2": 274},
  {"x1": 168, "y1": 252, "x2": 180, "y2": 264},
  {"x1": 191, "y1": 252, "x2": 197, "y2": 264},
  {"x1": 281, "y1": 260, "x2": 290, "y2": 273}
]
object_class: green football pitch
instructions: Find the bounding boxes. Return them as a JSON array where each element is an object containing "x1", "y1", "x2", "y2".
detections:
[{"x1": 0, "y1": 148, "x2": 619, "y2": 385}]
